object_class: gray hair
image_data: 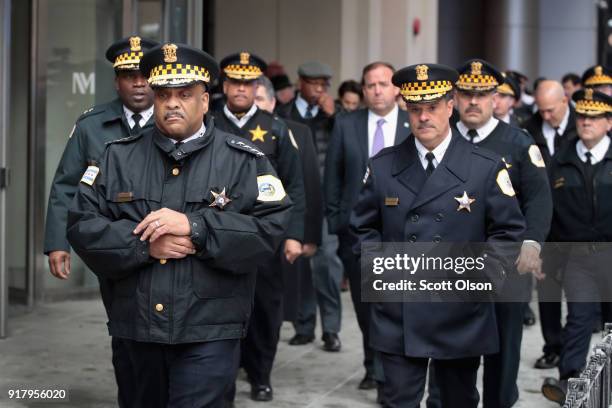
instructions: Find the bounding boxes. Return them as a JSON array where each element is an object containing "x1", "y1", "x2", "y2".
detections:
[{"x1": 255, "y1": 76, "x2": 275, "y2": 102}]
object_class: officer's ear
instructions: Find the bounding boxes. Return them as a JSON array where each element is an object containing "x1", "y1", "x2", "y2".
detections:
[
  {"x1": 200, "y1": 84, "x2": 209, "y2": 114},
  {"x1": 445, "y1": 96, "x2": 455, "y2": 118}
]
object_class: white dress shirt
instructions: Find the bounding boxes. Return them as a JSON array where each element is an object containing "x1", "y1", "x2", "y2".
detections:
[
  {"x1": 124, "y1": 105, "x2": 154, "y2": 129},
  {"x1": 542, "y1": 106, "x2": 570, "y2": 156},
  {"x1": 295, "y1": 94, "x2": 319, "y2": 118},
  {"x1": 223, "y1": 104, "x2": 258, "y2": 129},
  {"x1": 456, "y1": 116, "x2": 499, "y2": 144},
  {"x1": 167, "y1": 122, "x2": 206, "y2": 145},
  {"x1": 367, "y1": 105, "x2": 399, "y2": 156},
  {"x1": 576, "y1": 135, "x2": 610, "y2": 164},
  {"x1": 414, "y1": 129, "x2": 453, "y2": 170}
]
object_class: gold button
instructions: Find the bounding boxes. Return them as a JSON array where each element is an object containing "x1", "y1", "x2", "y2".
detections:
[
  {"x1": 155, "y1": 303, "x2": 164, "y2": 312},
  {"x1": 159, "y1": 259, "x2": 167, "y2": 265},
  {"x1": 172, "y1": 168, "x2": 180, "y2": 176}
]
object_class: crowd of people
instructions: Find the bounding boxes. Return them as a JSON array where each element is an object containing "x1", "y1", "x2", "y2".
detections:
[{"x1": 43, "y1": 35, "x2": 612, "y2": 407}]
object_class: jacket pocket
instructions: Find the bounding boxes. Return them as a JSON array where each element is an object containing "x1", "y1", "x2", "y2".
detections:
[{"x1": 192, "y1": 266, "x2": 242, "y2": 299}]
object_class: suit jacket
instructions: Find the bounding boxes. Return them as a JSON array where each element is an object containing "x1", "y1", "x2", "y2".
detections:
[
  {"x1": 350, "y1": 130, "x2": 526, "y2": 358},
  {"x1": 285, "y1": 119, "x2": 323, "y2": 245},
  {"x1": 325, "y1": 108, "x2": 410, "y2": 235},
  {"x1": 524, "y1": 105, "x2": 578, "y2": 168}
]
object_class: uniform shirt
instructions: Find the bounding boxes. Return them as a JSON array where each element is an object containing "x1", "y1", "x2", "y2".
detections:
[
  {"x1": 367, "y1": 105, "x2": 398, "y2": 155},
  {"x1": 499, "y1": 113, "x2": 511, "y2": 124},
  {"x1": 576, "y1": 136, "x2": 610, "y2": 164},
  {"x1": 456, "y1": 116, "x2": 499, "y2": 144},
  {"x1": 295, "y1": 93, "x2": 320, "y2": 119},
  {"x1": 166, "y1": 123, "x2": 206, "y2": 145},
  {"x1": 223, "y1": 104, "x2": 257, "y2": 128},
  {"x1": 124, "y1": 105, "x2": 153, "y2": 129},
  {"x1": 542, "y1": 106, "x2": 570, "y2": 156},
  {"x1": 414, "y1": 128, "x2": 452, "y2": 170}
]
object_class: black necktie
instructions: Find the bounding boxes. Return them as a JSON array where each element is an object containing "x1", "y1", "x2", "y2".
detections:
[
  {"x1": 305, "y1": 105, "x2": 315, "y2": 119},
  {"x1": 584, "y1": 151, "x2": 595, "y2": 218},
  {"x1": 467, "y1": 129, "x2": 478, "y2": 144},
  {"x1": 553, "y1": 127, "x2": 562, "y2": 152},
  {"x1": 425, "y1": 152, "x2": 436, "y2": 178},
  {"x1": 131, "y1": 113, "x2": 142, "y2": 135}
]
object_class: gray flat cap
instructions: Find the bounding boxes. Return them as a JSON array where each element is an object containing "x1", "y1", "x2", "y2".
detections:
[{"x1": 297, "y1": 61, "x2": 333, "y2": 79}]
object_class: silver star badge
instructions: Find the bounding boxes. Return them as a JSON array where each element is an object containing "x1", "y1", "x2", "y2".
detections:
[
  {"x1": 209, "y1": 188, "x2": 232, "y2": 209},
  {"x1": 454, "y1": 191, "x2": 475, "y2": 212}
]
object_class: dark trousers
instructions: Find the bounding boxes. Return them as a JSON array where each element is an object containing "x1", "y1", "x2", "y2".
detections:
[
  {"x1": 381, "y1": 353, "x2": 480, "y2": 408},
  {"x1": 537, "y1": 254, "x2": 564, "y2": 355},
  {"x1": 337, "y1": 232, "x2": 374, "y2": 377},
  {"x1": 242, "y1": 256, "x2": 284, "y2": 386},
  {"x1": 482, "y1": 302, "x2": 525, "y2": 408},
  {"x1": 112, "y1": 337, "x2": 135, "y2": 408},
  {"x1": 559, "y1": 248, "x2": 612, "y2": 378},
  {"x1": 122, "y1": 338, "x2": 239, "y2": 408}
]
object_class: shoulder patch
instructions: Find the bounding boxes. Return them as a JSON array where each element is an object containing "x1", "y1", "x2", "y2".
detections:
[
  {"x1": 257, "y1": 174, "x2": 286, "y2": 202},
  {"x1": 528, "y1": 145, "x2": 545, "y2": 168},
  {"x1": 228, "y1": 138, "x2": 265, "y2": 157},
  {"x1": 80, "y1": 165, "x2": 99, "y2": 186},
  {"x1": 496, "y1": 168, "x2": 515, "y2": 196}
]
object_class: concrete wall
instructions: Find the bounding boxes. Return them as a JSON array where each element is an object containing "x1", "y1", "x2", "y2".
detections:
[{"x1": 214, "y1": 0, "x2": 438, "y2": 88}]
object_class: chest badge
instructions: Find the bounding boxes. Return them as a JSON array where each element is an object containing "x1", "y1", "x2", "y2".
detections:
[
  {"x1": 209, "y1": 187, "x2": 232, "y2": 209},
  {"x1": 249, "y1": 125, "x2": 268, "y2": 143},
  {"x1": 454, "y1": 191, "x2": 475, "y2": 212}
]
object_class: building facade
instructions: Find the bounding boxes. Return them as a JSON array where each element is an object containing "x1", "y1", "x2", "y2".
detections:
[{"x1": 0, "y1": 0, "x2": 604, "y2": 337}]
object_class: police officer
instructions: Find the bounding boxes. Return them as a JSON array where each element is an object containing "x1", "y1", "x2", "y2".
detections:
[
  {"x1": 581, "y1": 65, "x2": 612, "y2": 96},
  {"x1": 541, "y1": 89, "x2": 612, "y2": 404},
  {"x1": 494, "y1": 73, "x2": 524, "y2": 128},
  {"x1": 214, "y1": 52, "x2": 305, "y2": 402},
  {"x1": 453, "y1": 59, "x2": 552, "y2": 408},
  {"x1": 66, "y1": 43, "x2": 292, "y2": 407},
  {"x1": 350, "y1": 63, "x2": 525, "y2": 408},
  {"x1": 44, "y1": 36, "x2": 157, "y2": 407}
]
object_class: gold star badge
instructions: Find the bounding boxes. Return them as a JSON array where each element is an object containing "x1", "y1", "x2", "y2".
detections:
[
  {"x1": 249, "y1": 125, "x2": 268, "y2": 143},
  {"x1": 454, "y1": 191, "x2": 475, "y2": 212},
  {"x1": 209, "y1": 188, "x2": 232, "y2": 209}
]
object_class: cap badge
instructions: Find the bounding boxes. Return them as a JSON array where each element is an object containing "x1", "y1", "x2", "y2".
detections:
[
  {"x1": 416, "y1": 65, "x2": 429, "y2": 81},
  {"x1": 585, "y1": 88, "x2": 594, "y2": 100},
  {"x1": 129, "y1": 36, "x2": 141, "y2": 51},
  {"x1": 240, "y1": 52, "x2": 250, "y2": 65},
  {"x1": 471, "y1": 61, "x2": 483, "y2": 76},
  {"x1": 162, "y1": 43, "x2": 178, "y2": 63},
  {"x1": 595, "y1": 66, "x2": 603, "y2": 76}
]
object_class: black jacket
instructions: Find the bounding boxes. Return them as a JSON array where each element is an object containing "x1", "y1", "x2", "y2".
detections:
[
  {"x1": 462, "y1": 120, "x2": 552, "y2": 243},
  {"x1": 549, "y1": 137, "x2": 612, "y2": 242},
  {"x1": 325, "y1": 108, "x2": 410, "y2": 234},
  {"x1": 45, "y1": 98, "x2": 154, "y2": 253},
  {"x1": 214, "y1": 107, "x2": 305, "y2": 242},
  {"x1": 67, "y1": 118, "x2": 292, "y2": 344},
  {"x1": 350, "y1": 131, "x2": 525, "y2": 358},
  {"x1": 285, "y1": 119, "x2": 323, "y2": 245},
  {"x1": 524, "y1": 105, "x2": 578, "y2": 167}
]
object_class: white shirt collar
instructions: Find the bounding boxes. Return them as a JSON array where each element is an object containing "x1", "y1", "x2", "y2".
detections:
[
  {"x1": 541, "y1": 105, "x2": 571, "y2": 156},
  {"x1": 499, "y1": 113, "x2": 511, "y2": 124},
  {"x1": 576, "y1": 135, "x2": 610, "y2": 164},
  {"x1": 367, "y1": 104, "x2": 399, "y2": 156},
  {"x1": 295, "y1": 93, "x2": 319, "y2": 118},
  {"x1": 456, "y1": 116, "x2": 499, "y2": 144},
  {"x1": 414, "y1": 128, "x2": 453, "y2": 170},
  {"x1": 123, "y1": 105, "x2": 154, "y2": 129},
  {"x1": 223, "y1": 104, "x2": 258, "y2": 128},
  {"x1": 167, "y1": 122, "x2": 206, "y2": 145}
]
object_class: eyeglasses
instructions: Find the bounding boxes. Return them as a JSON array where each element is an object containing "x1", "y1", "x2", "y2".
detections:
[{"x1": 303, "y1": 78, "x2": 330, "y2": 89}]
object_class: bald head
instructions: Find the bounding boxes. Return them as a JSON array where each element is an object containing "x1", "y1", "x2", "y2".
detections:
[{"x1": 535, "y1": 80, "x2": 568, "y2": 127}]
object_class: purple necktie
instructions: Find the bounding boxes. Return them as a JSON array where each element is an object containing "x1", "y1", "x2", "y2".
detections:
[{"x1": 371, "y1": 118, "x2": 385, "y2": 157}]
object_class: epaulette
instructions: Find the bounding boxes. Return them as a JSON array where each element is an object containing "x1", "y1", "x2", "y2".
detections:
[
  {"x1": 105, "y1": 133, "x2": 144, "y2": 145},
  {"x1": 227, "y1": 138, "x2": 265, "y2": 157},
  {"x1": 77, "y1": 106, "x2": 104, "y2": 121}
]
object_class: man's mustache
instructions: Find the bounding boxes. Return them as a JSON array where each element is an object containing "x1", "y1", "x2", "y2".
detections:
[
  {"x1": 164, "y1": 111, "x2": 185, "y2": 120},
  {"x1": 466, "y1": 107, "x2": 481, "y2": 113}
]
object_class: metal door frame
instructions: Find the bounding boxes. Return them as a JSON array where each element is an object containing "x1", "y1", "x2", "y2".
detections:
[{"x1": 0, "y1": 0, "x2": 12, "y2": 338}]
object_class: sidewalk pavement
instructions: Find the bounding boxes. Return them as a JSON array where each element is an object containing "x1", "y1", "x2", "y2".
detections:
[{"x1": 0, "y1": 293, "x2": 592, "y2": 407}]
